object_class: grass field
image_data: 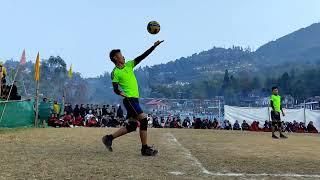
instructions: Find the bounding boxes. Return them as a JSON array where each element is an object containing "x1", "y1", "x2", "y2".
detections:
[{"x1": 1, "y1": 128, "x2": 320, "y2": 180}]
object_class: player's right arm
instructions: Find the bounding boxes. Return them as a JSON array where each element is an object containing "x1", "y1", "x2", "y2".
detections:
[
  {"x1": 111, "y1": 70, "x2": 126, "y2": 98},
  {"x1": 112, "y1": 82, "x2": 126, "y2": 97}
]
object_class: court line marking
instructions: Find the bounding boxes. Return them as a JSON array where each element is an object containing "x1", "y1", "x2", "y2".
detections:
[{"x1": 166, "y1": 132, "x2": 320, "y2": 178}]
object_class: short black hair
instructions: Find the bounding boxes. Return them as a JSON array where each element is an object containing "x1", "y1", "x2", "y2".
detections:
[
  {"x1": 109, "y1": 49, "x2": 121, "y2": 62},
  {"x1": 271, "y1": 86, "x2": 278, "y2": 91}
]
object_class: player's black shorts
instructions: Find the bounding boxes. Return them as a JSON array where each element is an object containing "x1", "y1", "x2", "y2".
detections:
[
  {"x1": 123, "y1": 97, "x2": 143, "y2": 119},
  {"x1": 271, "y1": 111, "x2": 281, "y2": 126}
]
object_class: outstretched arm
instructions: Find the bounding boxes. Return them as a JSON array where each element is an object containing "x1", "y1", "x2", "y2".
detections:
[{"x1": 134, "y1": 40, "x2": 164, "y2": 66}]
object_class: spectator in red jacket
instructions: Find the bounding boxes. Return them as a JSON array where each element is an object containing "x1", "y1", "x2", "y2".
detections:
[
  {"x1": 61, "y1": 111, "x2": 74, "y2": 127},
  {"x1": 250, "y1": 121, "x2": 261, "y2": 131},
  {"x1": 48, "y1": 113, "x2": 59, "y2": 127},
  {"x1": 73, "y1": 115, "x2": 84, "y2": 126},
  {"x1": 307, "y1": 121, "x2": 318, "y2": 133}
]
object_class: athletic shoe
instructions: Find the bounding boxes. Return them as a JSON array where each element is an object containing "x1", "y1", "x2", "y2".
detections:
[
  {"x1": 141, "y1": 145, "x2": 158, "y2": 156},
  {"x1": 272, "y1": 134, "x2": 279, "y2": 139},
  {"x1": 280, "y1": 134, "x2": 288, "y2": 139},
  {"x1": 102, "y1": 135, "x2": 113, "y2": 152}
]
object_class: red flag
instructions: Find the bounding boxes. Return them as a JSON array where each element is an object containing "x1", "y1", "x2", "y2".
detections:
[{"x1": 20, "y1": 49, "x2": 26, "y2": 65}]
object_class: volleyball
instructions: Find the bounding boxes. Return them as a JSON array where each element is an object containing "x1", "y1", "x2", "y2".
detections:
[{"x1": 147, "y1": 21, "x2": 160, "y2": 34}]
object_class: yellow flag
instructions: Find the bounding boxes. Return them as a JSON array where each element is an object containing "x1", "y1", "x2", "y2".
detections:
[
  {"x1": 68, "y1": 64, "x2": 72, "y2": 78},
  {"x1": 35, "y1": 52, "x2": 40, "y2": 81}
]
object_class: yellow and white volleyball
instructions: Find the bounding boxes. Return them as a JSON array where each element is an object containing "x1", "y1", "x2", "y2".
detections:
[{"x1": 147, "y1": 21, "x2": 160, "y2": 35}]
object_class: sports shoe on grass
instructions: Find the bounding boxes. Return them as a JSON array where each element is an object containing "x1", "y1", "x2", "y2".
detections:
[
  {"x1": 141, "y1": 145, "x2": 158, "y2": 156},
  {"x1": 280, "y1": 134, "x2": 288, "y2": 139},
  {"x1": 102, "y1": 135, "x2": 113, "y2": 152}
]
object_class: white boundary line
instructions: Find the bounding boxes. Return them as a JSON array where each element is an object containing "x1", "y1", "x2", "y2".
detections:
[{"x1": 166, "y1": 132, "x2": 320, "y2": 178}]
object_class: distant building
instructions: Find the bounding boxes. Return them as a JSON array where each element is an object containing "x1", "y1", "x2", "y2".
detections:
[
  {"x1": 145, "y1": 99, "x2": 169, "y2": 112},
  {"x1": 305, "y1": 96, "x2": 320, "y2": 110},
  {"x1": 282, "y1": 95, "x2": 295, "y2": 108}
]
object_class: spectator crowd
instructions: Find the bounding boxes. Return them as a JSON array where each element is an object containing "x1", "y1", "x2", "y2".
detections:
[
  {"x1": 47, "y1": 102, "x2": 319, "y2": 134},
  {"x1": 48, "y1": 103, "x2": 125, "y2": 128}
]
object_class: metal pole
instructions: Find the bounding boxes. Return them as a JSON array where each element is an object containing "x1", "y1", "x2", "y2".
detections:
[
  {"x1": 268, "y1": 106, "x2": 271, "y2": 121},
  {"x1": 304, "y1": 100, "x2": 306, "y2": 125},
  {"x1": 218, "y1": 100, "x2": 221, "y2": 121}
]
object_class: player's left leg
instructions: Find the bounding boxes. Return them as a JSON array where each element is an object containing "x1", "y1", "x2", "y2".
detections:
[
  {"x1": 136, "y1": 113, "x2": 158, "y2": 156},
  {"x1": 278, "y1": 121, "x2": 287, "y2": 139}
]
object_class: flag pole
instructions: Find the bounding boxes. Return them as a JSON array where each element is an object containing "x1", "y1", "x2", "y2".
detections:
[
  {"x1": 35, "y1": 79, "x2": 40, "y2": 126},
  {"x1": 34, "y1": 52, "x2": 40, "y2": 127}
]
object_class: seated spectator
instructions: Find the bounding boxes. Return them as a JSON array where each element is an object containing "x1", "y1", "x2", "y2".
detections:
[
  {"x1": 84, "y1": 110, "x2": 95, "y2": 126},
  {"x1": 48, "y1": 113, "x2": 59, "y2": 127},
  {"x1": 212, "y1": 119, "x2": 220, "y2": 129},
  {"x1": 285, "y1": 122, "x2": 293, "y2": 132},
  {"x1": 153, "y1": 117, "x2": 161, "y2": 128},
  {"x1": 250, "y1": 121, "x2": 261, "y2": 131},
  {"x1": 307, "y1": 121, "x2": 318, "y2": 133},
  {"x1": 87, "y1": 116, "x2": 99, "y2": 127},
  {"x1": 73, "y1": 115, "x2": 84, "y2": 126},
  {"x1": 201, "y1": 119, "x2": 209, "y2": 129},
  {"x1": 296, "y1": 122, "x2": 306, "y2": 133},
  {"x1": 61, "y1": 111, "x2": 74, "y2": 127},
  {"x1": 160, "y1": 117, "x2": 165, "y2": 128},
  {"x1": 182, "y1": 118, "x2": 189, "y2": 128},
  {"x1": 194, "y1": 118, "x2": 202, "y2": 129},
  {"x1": 224, "y1": 120, "x2": 232, "y2": 130},
  {"x1": 241, "y1": 120, "x2": 250, "y2": 131},
  {"x1": 263, "y1": 120, "x2": 271, "y2": 132},
  {"x1": 147, "y1": 114, "x2": 153, "y2": 127},
  {"x1": 292, "y1": 121, "x2": 299, "y2": 132},
  {"x1": 101, "y1": 115, "x2": 110, "y2": 127},
  {"x1": 174, "y1": 119, "x2": 183, "y2": 128},
  {"x1": 233, "y1": 120, "x2": 241, "y2": 130}
]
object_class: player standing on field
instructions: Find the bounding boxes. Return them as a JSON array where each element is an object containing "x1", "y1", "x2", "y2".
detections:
[{"x1": 270, "y1": 86, "x2": 288, "y2": 139}]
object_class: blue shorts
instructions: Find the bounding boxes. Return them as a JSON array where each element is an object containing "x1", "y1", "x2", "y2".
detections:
[{"x1": 123, "y1": 97, "x2": 143, "y2": 119}]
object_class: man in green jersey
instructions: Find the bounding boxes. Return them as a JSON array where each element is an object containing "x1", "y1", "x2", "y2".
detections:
[
  {"x1": 270, "y1": 86, "x2": 287, "y2": 139},
  {"x1": 102, "y1": 40, "x2": 163, "y2": 156}
]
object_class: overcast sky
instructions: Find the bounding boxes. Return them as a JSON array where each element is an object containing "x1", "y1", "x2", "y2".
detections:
[{"x1": 1, "y1": 0, "x2": 320, "y2": 77}]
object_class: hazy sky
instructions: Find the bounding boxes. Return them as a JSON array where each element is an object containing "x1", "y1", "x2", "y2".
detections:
[{"x1": 1, "y1": 0, "x2": 320, "y2": 77}]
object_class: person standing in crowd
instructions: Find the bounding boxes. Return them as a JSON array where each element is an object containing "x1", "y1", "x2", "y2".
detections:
[
  {"x1": 73, "y1": 104, "x2": 80, "y2": 117},
  {"x1": 102, "y1": 105, "x2": 107, "y2": 116},
  {"x1": 116, "y1": 105, "x2": 124, "y2": 118},
  {"x1": 53, "y1": 101, "x2": 60, "y2": 117},
  {"x1": 0, "y1": 62, "x2": 7, "y2": 85},
  {"x1": 9, "y1": 81, "x2": 21, "y2": 100},
  {"x1": 65, "y1": 104, "x2": 73, "y2": 115},
  {"x1": 111, "y1": 105, "x2": 116, "y2": 118},
  {"x1": 106, "y1": 104, "x2": 111, "y2": 116},
  {"x1": 85, "y1": 104, "x2": 90, "y2": 114},
  {"x1": 96, "y1": 105, "x2": 103, "y2": 122},
  {"x1": 80, "y1": 104, "x2": 86, "y2": 118}
]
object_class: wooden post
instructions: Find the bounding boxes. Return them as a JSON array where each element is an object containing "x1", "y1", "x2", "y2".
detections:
[{"x1": 35, "y1": 80, "x2": 40, "y2": 126}]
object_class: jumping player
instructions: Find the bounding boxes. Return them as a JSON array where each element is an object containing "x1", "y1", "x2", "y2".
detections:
[
  {"x1": 102, "y1": 40, "x2": 164, "y2": 156},
  {"x1": 270, "y1": 86, "x2": 287, "y2": 139}
]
